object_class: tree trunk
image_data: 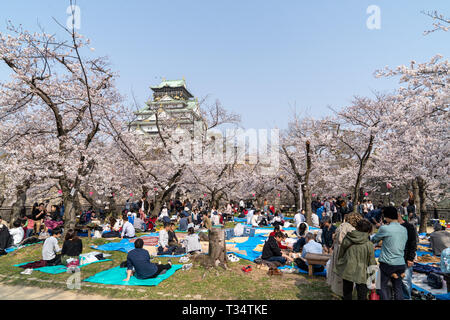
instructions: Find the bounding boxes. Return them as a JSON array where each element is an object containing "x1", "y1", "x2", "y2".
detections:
[
  {"x1": 286, "y1": 183, "x2": 299, "y2": 212},
  {"x1": 11, "y1": 181, "x2": 30, "y2": 222},
  {"x1": 350, "y1": 135, "x2": 374, "y2": 214},
  {"x1": 303, "y1": 185, "x2": 312, "y2": 225},
  {"x1": 412, "y1": 178, "x2": 420, "y2": 217},
  {"x1": 205, "y1": 228, "x2": 227, "y2": 268},
  {"x1": 417, "y1": 176, "x2": 427, "y2": 233},
  {"x1": 303, "y1": 140, "x2": 312, "y2": 224},
  {"x1": 60, "y1": 179, "x2": 82, "y2": 234}
]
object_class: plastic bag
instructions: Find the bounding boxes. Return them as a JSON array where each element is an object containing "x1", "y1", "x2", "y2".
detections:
[{"x1": 234, "y1": 223, "x2": 244, "y2": 237}]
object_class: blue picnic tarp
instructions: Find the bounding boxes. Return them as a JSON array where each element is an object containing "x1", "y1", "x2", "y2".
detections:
[
  {"x1": 83, "y1": 264, "x2": 183, "y2": 286},
  {"x1": 15, "y1": 259, "x2": 112, "y2": 274}
]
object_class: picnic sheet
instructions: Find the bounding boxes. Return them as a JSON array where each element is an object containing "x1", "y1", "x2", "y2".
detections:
[
  {"x1": 278, "y1": 264, "x2": 327, "y2": 277},
  {"x1": 4, "y1": 241, "x2": 43, "y2": 254},
  {"x1": 374, "y1": 249, "x2": 432, "y2": 259},
  {"x1": 92, "y1": 237, "x2": 188, "y2": 257},
  {"x1": 226, "y1": 236, "x2": 266, "y2": 262},
  {"x1": 15, "y1": 259, "x2": 112, "y2": 274},
  {"x1": 83, "y1": 264, "x2": 183, "y2": 286},
  {"x1": 412, "y1": 272, "x2": 450, "y2": 300}
]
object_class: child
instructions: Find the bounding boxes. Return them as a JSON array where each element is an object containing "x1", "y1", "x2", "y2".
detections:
[{"x1": 185, "y1": 227, "x2": 202, "y2": 255}]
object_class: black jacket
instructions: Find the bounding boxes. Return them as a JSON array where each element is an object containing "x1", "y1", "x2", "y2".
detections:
[
  {"x1": 261, "y1": 236, "x2": 282, "y2": 260},
  {"x1": 137, "y1": 200, "x2": 149, "y2": 213},
  {"x1": 322, "y1": 225, "x2": 337, "y2": 248},
  {"x1": 401, "y1": 221, "x2": 417, "y2": 262},
  {"x1": 61, "y1": 239, "x2": 83, "y2": 257}
]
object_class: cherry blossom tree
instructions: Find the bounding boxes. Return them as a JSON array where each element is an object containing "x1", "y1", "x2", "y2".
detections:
[{"x1": 0, "y1": 22, "x2": 121, "y2": 229}]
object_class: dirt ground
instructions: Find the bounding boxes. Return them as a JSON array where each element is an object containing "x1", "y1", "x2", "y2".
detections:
[{"x1": 0, "y1": 283, "x2": 115, "y2": 300}]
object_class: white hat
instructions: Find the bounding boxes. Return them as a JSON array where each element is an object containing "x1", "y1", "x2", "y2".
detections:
[{"x1": 184, "y1": 207, "x2": 190, "y2": 211}]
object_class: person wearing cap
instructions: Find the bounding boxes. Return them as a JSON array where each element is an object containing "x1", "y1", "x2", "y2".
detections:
[{"x1": 371, "y1": 206, "x2": 407, "y2": 300}]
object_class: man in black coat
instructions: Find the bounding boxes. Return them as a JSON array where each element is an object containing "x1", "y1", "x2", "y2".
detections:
[
  {"x1": 398, "y1": 212, "x2": 417, "y2": 300},
  {"x1": 261, "y1": 232, "x2": 292, "y2": 265}
]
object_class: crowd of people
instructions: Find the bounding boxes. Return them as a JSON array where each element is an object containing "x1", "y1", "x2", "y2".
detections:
[
  {"x1": 0, "y1": 193, "x2": 448, "y2": 300},
  {"x1": 254, "y1": 197, "x2": 449, "y2": 300}
]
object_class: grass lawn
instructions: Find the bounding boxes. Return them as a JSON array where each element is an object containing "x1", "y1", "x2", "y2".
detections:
[{"x1": 0, "y1": 224, "x2": 337, "y2": 300}]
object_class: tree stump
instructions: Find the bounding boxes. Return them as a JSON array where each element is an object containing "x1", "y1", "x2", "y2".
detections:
[{"x1": 194, "y1": 228, "x2": 228, "y2": 269}]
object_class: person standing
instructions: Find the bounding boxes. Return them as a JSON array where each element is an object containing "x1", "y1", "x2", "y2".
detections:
[
  {"x1": 371, "y1": 206, "x2": 407, "y2": 300},
  {"x1": 334, "y1": 219, "x2": 377, "y2": 300},
  {"x1": 138, "y1": 196, "x2": 149, "y2": 215},
  {"x1": 321, "y1": 217, "x2": 336, "y2": 254},
  {"x1": 327, "y1": 213, "x2": 363, "y2": 297},
  {"x1": 398, "y1": 212, "x2": 417, "y2": 300}
]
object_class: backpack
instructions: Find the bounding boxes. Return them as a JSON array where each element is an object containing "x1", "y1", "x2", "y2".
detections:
[
  {"x1": 427, "y1": 272, "x2": 443, "y2": 289},
  {"x1": 440, "y1": 247, "x2": 450, "y2": 274}
]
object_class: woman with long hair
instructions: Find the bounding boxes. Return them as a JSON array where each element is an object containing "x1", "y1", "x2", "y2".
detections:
[{"x1": 61, "y1": 229, "x2": 83, "y2": 266}]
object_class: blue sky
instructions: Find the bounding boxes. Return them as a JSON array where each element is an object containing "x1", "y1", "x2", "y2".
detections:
[{"x1": 1, "y1": 0, "x2": 449, "y2": 129}]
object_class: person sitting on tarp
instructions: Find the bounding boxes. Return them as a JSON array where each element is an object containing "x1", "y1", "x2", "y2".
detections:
[
  {"x1": 61, "y1": 229, "x2": 83, "y2": 266},
  {"x1": 123, "y1": 238, "x2": 172, "y2": 281},
  {"x1": 261, "y1": 231, "x2": 293, "y2": 265},
  {"x1": 429, "y1": 223, "x2": 450, "y2": 256},
  {"x1": 0, "y1": 216, "x2": 12, "y2": 252},
  {"x1": 179, "y1": 213, "x2": 190, "y2": 231},
  {"x1": 168, "y1": 223, "x2": 180, "y2": 247},
  {"x1": 133, "y1": 214, "x2": 147, "y2": 232},
  {"x1": 365, "y1": 208, "x2": 383, "y2": 227},
  {"x1": 294, "y1": 232, "x2": 325, "y2": 273},
  {"x1": 121, "y1": 215, "x2": 136, "y2": 239},
  {"x1": 42, "y1": 227, "x2": 62, "y2": 266},
  {"x1": 9, "y1": 220, "x2": 24, "y2": 247},
  {"x1": 185, "y1": 227, "x2": 202, "y2": 255},
  {"x1": 293, "y1": 222, "x2": 309, "y2": 253},
  {"x1": 271, "y1": 212, "x2": 284, "y2": 228},
  {"x1": 158, "y1": 222, "x2": 177, "y2": 255}
]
